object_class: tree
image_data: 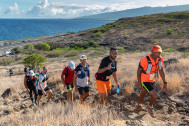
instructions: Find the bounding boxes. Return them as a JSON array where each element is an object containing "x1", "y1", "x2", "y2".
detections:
[{"x1": 23, "y1": 53, "x2": 46, "y2": 69}]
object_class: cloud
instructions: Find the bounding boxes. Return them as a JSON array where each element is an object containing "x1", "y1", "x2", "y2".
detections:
[
  {"x1": 26, "y1": 0, "x2": 141, "y2": 18},
  {"x1": 4, "y1": 3, "x2": 19, "y2": 14},
  {"x1": 23, "y1": 0, "x2": 189, "y2": 18}
]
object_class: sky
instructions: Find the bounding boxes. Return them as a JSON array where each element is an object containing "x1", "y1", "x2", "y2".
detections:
[{"x1": 0, "y1": 0, "x2": 189, "y2": 18}]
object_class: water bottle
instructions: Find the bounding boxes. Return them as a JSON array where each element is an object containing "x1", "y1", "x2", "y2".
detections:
[{"x1": 117, "y1": 85, "x2": 120, "y2": 94}]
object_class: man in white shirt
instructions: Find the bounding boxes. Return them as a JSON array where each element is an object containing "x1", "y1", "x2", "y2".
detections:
[{"x1": 37, "y1": 66, "x2": 52, "y2": 105}]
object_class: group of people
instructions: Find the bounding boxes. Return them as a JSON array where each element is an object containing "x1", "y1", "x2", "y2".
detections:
[{"x1": 24, "y1": 45, "x2": 167, "y2": 118}]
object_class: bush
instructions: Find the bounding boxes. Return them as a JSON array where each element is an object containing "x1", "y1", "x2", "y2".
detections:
[
  {"x1": 163, "y1": 48, "x2": 176, "y2": 52},
  {"x1": 71, "y1": 40, "x2": 99, "y2": 49},
  {"x1": 166, "y1": 29, "x2": 174, "y2": 35},
  {"x1": 92, "y1": 32, "x2": 102, "y2": 37},
  {"x1": 117, "y1": 47, "x2": 128, "y2": 53},
  {"x1": 35, "y1": 43, "x2": 50, "y2": 51},
  {"x1": 64, "y1": 50, "x2": 78, "y2": 57},
  {"x1": 12, "y1": 47, "x2": 23, "y2": 54},
  {"x1": 0, "y1": 58, "x2": 13, "y2": 66},
  {"x1": 24, "y1": 44, "x2": 34, "y2": 50},
  {"x1": 48, "y1": 50, "x2": 64, "y2": 58},
  {"x1": 23, "y1": 53, "x2": 46, "y2": 68}
]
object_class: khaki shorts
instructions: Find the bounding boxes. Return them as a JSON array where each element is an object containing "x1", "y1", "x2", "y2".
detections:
[{"x1": 96, "y1": 80, "x2": 111, "y2": 93}]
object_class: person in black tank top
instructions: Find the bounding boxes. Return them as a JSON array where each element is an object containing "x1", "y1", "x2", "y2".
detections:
[{"x1": 24, "y1": 70, "x2": 38, "y2": 105}]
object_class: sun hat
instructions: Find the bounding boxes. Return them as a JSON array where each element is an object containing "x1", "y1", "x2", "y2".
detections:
[
  {"x1": 152, "y1": 45, "x2": 162, "y2": 53},
  {"x1": 80, "y1": 55, "x2": 87, "y2": 60},
  {"x1": 27, "y1": 70, "x2": 35, "y2": 77},
  {"x1": 68, "y1": 61, "x2": 75, "y2": 70}
]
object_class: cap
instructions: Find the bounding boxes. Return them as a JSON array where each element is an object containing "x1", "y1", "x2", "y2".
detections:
[
  {"x1": 27, "y1": 70, "x2": 35, "y2": 77},
  {"x1": 80, "y1": 55, "x2": 87, "y2": 60},
  {"x1": 68, "y1": 61, "x2": 75, "y2": 70},
  {"x1": 43, "y1": 66, "x2": 48, "y2": 70},
  {"x1": 152, "y1": 45, "x2": 162, "y2": 53}
]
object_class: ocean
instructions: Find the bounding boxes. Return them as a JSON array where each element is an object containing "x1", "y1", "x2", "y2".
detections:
[{"x1": 0, "y1": 19, "x2": 113, "y2": 41}]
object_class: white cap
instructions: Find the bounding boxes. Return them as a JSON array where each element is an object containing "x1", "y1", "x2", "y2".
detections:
[
  {"x1": 69, "y1": 61, "x2": 75, "y2": 70},
  {"x1": 27, "y1": 70, "x2": 35, "y2": 76},
  {"x1": 80, "y1": 55, "x2": 87, "y2": 60}
]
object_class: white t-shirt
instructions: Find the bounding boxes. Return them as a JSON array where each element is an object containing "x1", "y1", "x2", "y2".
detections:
[{"x1": 37, "y1": 74, "x2": 48, "y2": 90}]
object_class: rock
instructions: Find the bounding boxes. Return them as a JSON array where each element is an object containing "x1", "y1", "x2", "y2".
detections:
[
  {"x1": 1, "y1": 88, "x2": 15, "y2": 99},
  {"x1": 154, "y1": 102, "x2": 164, "y2": 110},
  {"x1": 176, "y1": 102, "x2": 184, "y2": 107},
  {"x1": 20, "y1": 104, "x2": 27, "y2": 110},
  {"x1": 3, "y1": 110, "x2": 11, "y2": 115}
]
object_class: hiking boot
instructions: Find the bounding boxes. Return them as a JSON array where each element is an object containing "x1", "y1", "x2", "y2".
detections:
[
  {"x1": 35, "y1": 101, "x2": 38, "y2": 105},
  {"x1": 136, "y1": 104, "x2": 147, "y2": 112},
  {"x1": 147, "y1": 106, "x2": 156, "y2": 118}
]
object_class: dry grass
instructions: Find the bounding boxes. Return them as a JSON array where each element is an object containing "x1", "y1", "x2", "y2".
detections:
[{"x1": 0, "y1": 102, "x2": 124, "y2": 126}]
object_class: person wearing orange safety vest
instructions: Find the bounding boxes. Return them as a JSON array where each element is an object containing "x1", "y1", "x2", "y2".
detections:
[{"x1": 137, "y1": 45, "x2": 167, "y2": 118}]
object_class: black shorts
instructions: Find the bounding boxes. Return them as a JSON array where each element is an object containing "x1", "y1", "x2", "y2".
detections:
[
  {"x1": 66, "y1": 83, "x2": 74, "y2": 91},
  {"x1": 77, "y1": 86, "x2": 89, "y2": 95},
  {"x1": 141, "y1": 82, "x2": 154, "y2": 92},
  {"x1": 38, "y1": 86, "x2": 50, "y2": 96}
]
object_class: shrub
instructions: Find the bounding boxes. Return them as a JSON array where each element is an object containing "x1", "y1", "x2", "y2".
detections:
[
  {"x1": 23, "y1": 53, "x2": 46, "y2": 68},
  {"x1": 0, "y1": 58, "x2": 13, "y2": 65},
  {"x1": 41, "y1": 43, "x2": 50, "y2": 51},
  {"x1": 12, "y1": 47, "x2": 23, "y2": 54},
  {"x1": 117, "y1": 47, "x2": 127, "y2": 53},
  {"x1": 35, "y1": 43, "x2": 50, "y2": 51},
  {"x1": 166, "y1": 29, "x2": 174, "y2": 35},
  {"x1": 24, "y1": 44, "x2": 34, "y2": 50},
  {"x1": 92, "y1": 32, "x2": 102, "y2": 37},
  {"x1": 163, "y1": 48, "x2": 176, "y2": 52},
  {"x1": 64, "y1": 50, "x2": 78, "y2": 57},
  {"x1": 48, "y1": 50, "x2": 64, "y2": 58}
]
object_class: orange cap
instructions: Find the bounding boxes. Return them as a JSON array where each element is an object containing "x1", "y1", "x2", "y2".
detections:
[{"x1": 152, "y1": 45, "x2": 162, "y2": 53}]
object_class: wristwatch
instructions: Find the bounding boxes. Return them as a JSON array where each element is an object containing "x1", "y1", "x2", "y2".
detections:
[{"x1": 164, "y1": 81, "x2": 167, "y2": 85}]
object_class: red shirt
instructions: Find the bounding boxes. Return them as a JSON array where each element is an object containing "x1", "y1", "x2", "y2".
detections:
[{"x1": 62, "y1": 66, "x2": 75, "y2": 84}]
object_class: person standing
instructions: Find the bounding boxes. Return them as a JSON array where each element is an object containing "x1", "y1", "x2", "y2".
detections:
[
  {"x1": 24, "y1": 70, "x2": 38, "y2": 105},
  {"x1": 61, "y1": 61, "x2": 75, "y2": 102},
  {"x1": 95, "y1": 47, "x2": 119, "y2": 104},
  {"x1": 137, "y1": 45, "x2": 167, "y2": 118},
  {"x1": 37, "y1": 66, "x2": 52, "y2": 105},
  {"x1": 74, "y1": 55, "x2": 90, "y2": 104}
]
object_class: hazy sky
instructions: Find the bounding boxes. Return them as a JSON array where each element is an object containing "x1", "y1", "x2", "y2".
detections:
[{"x1": 1, "y1": 0, "x2": 189, "y2": 18}]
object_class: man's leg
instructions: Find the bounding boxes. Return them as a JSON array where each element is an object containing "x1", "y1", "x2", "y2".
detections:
[
  {"x1": 29, "y1": 89, "x2": 34, "y2": 103},
  {"x1": 149, "y1": 90, "x2": 157, "y2": 107},
  {"x1": 33, "y1": 87, "x2": 38, "y2": 103},
  {"x1": 67, "y1": 90, "x2": 74, "y2": 102},
  {"x1": 98, "y1": 93, "x2": 107, "y2": 105},
  {"x1": 83, "y1": 92, "x2": 89, "y2": 102},
  {"x1": 138, "y1": 88, "x2": 147, "y2": 104},
  {"x1": 37, "y1": 95, "x2": 42, "y2": 106},
  {"x1": 46, "y1": 90, "x2": 52, "y2": 101}
]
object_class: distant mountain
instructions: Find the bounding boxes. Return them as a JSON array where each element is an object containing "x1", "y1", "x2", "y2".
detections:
[{"x1": 77, "y1": 4, "x2": 189, "y2": 20}]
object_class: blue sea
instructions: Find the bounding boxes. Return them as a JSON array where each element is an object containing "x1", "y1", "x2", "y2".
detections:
[{"x1": 0, "y1": 19, "x2": 113, "y2": 41}]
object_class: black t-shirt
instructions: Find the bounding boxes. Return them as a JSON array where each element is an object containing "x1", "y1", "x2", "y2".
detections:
[{"x1": 96, "y1": 56, "x2": 117, "y2": 81}]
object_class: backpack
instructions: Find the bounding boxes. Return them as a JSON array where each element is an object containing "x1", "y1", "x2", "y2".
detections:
[
  {"x1": 77, "y1": 63, "x2": 90, "y2": 79},
  {"x1": 141, "y1": 56, "x2": 162, "y2": 74},
  {"x1": 39, "y1": 73, "x2": 48, "y2": 82}
]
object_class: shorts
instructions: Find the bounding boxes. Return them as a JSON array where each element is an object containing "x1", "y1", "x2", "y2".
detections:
[
  {"x1": 141, "y1": 82, "x2": 154, "y2": 92},
  {"x1": 77, "y1": 86, "x2": 89, "y2": 95},
  {"x1": 96, "y1": 80, "x2": 111, "y2": 93},
  {"x1": 38, "y1": 86, "x2": 50, "y2": 96},
  {"x1": 66, "y1": 83, "x2": 74, "y2": 91}
]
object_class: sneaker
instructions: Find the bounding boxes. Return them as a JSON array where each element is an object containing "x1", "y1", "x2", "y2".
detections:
[
  {"x1": 136, "y1": 104, "x2": 147, "y2": 112},
  {"x1": 147, "y1": 106, "x2": 156, "y2": 118},
  {"x1": 35, "y1": 101, "x2": 38, "y2": 105}
]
